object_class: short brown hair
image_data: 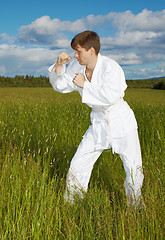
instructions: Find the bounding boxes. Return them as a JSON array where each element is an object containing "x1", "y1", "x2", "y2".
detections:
[{"x1": 71, "y1": 31, "x2": 100, "y2": 55}]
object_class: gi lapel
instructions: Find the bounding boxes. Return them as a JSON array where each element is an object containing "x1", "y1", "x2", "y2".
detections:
[{"x1": 90, "y1": 53, "x2": 102, "y2": 85}]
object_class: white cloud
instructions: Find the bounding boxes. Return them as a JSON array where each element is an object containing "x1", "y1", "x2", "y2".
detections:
[
  {"x1": 0, "y1": 33, "x2": 10, "y2": 41},
  {"x1": 101, "y1": 51, "x2": 142, "y2": 65},
  {"x1": 124, "y1": 63, "x2": 165, "y2": 80},
  {"x1": 51, "y1": 38, "x2": 70, "y2": 49},
  {"x1": 107, "y1": 9, "x2": 165, "y2": 32},
  {"x1": 85, "y1": 14, "x2": 107, "y2": 28},
  {"x1": 0, "y1": 44, "x2": 62, "y2": 76},
  {"x1": 18, "y1": 16, "x2": 86, "y2": 45},
  {"x1": 0, "y1": 33, "x2": 14, "y2": 43},
  {"x1": 101, "y1": 31, "x2": 162, "y2": 49},
  {"x1": 1, "y1": 9, "x2": 165, "y2": 79},
  {"x1": 17, "y1": 10, "x2": 165, "y2": 53}
]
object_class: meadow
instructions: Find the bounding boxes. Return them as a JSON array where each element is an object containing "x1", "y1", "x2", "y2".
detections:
[{"x1": 0, "y1": 87, "x2": 164, "y2": 239}]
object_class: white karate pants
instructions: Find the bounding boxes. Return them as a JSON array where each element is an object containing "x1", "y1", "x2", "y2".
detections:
[{"x1": 64, "y1": 127, "x2": 144, "y2": 206}]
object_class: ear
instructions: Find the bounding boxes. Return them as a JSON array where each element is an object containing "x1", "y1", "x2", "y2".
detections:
[{"x1": 90, "y1": 47, "x2": 96, "y2": 56}]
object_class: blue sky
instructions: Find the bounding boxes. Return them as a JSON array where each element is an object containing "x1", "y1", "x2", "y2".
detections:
[{"x1": 0, "y1": 0, "x2": 165, "y2": 79}]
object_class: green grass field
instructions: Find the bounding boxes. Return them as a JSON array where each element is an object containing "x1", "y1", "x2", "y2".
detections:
[{"x1": 0, "y1": 88, "x2": 165, "y2": 239}]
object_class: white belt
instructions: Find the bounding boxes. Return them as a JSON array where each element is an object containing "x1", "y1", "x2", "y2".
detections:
[
  {"x1": 91, "y1": 98, "x2": 125, "y2": 151},
  {"x1": 104, "y1": 98, "x2": 125, "y2": 145}
]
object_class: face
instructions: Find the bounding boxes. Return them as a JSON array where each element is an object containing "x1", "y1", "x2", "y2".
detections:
[{"x1": 74, "y1": 45, "x2": 92, "y2": 65}]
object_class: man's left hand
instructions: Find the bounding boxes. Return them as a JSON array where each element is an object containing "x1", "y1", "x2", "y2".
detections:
[{"x1": 73, "y1": 73, "x2": 85, "y2": 88}]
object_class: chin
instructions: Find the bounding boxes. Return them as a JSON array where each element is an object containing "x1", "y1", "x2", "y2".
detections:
[
  {"x1": 79, "y1": 61, "x2": 85, "y2": 66},
  {"x1": 77, "y1": 59, "x2": 85, "y2": 66}
]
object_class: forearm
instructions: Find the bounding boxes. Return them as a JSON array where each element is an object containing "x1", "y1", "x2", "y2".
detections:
[
  {"x1": 55, "y1": 63, "x2": 63, "y2": 75},
  {"x1": 48, "y1": 63, "x2": 78, "y2": 93}
]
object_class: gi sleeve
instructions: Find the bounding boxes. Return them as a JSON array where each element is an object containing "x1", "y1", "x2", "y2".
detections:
[
  {"x1": 48, "y1": 60, "x2": 80, "y2": 93},
  {"x1": 82, "y1": 61, "x2": 127, "y2": 106}
]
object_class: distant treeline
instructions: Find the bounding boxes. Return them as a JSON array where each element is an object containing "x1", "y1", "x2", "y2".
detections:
[
  {"x1": 126, "y1": 77, "x2": 165, "y2": 90},
  {"x1": 0, "y1": 75, "x2": 165, "y2": 89},
  {"x1": 0, "y1": 75, "x2": 50, "y2": 87}
]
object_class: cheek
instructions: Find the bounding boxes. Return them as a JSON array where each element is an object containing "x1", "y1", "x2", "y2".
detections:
[{"x1": 80, "y1": 53, "x2": 86, "y2": 60}]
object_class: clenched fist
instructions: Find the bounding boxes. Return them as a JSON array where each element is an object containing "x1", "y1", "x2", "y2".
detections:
[
  {"x1": 56, "y1": 52, "x2": 71, "y2": 66},
  {"x1": 55, "y1": 52, "x2": 71, "y2": 75},
  {"x1": 73, "y1": 73, "x2": 85, "y2": 88}
]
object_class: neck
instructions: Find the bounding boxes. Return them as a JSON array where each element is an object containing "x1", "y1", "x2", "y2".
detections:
[{"x1": 86, "y1": 54, "x2": 98, "y2": 71}]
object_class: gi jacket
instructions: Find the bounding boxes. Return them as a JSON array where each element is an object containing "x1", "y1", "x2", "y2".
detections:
[{"x1": 48, "y1": 54, "x2": 138, "y2": 150}]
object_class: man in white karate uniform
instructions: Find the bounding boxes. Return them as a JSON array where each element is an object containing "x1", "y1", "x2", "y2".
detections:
[{"x1": 48, "y1": 31, "x2": 144, "y2": 207}]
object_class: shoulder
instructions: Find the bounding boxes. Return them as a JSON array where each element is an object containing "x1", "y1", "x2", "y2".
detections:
[
  {"x1": 100, "y1": 54, "x2": 122, "y2": 71},
  {"x1": 99, "y1": 54, "x2": 125, "y2": 81}
]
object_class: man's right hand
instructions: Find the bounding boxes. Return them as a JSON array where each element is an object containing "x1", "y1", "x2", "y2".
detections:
[{"x1": 55, "y1": 52, "x2": 71, "y2": 75}]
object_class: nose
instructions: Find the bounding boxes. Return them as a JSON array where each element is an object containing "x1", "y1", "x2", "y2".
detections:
[{"x1": 74, "y1": 51, "x2": 78, "y2": 58}]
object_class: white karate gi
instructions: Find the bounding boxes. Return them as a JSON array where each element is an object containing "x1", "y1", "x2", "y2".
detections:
[{"x1": 48, "y1": 54, "x2": 144, "y2": 206}]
